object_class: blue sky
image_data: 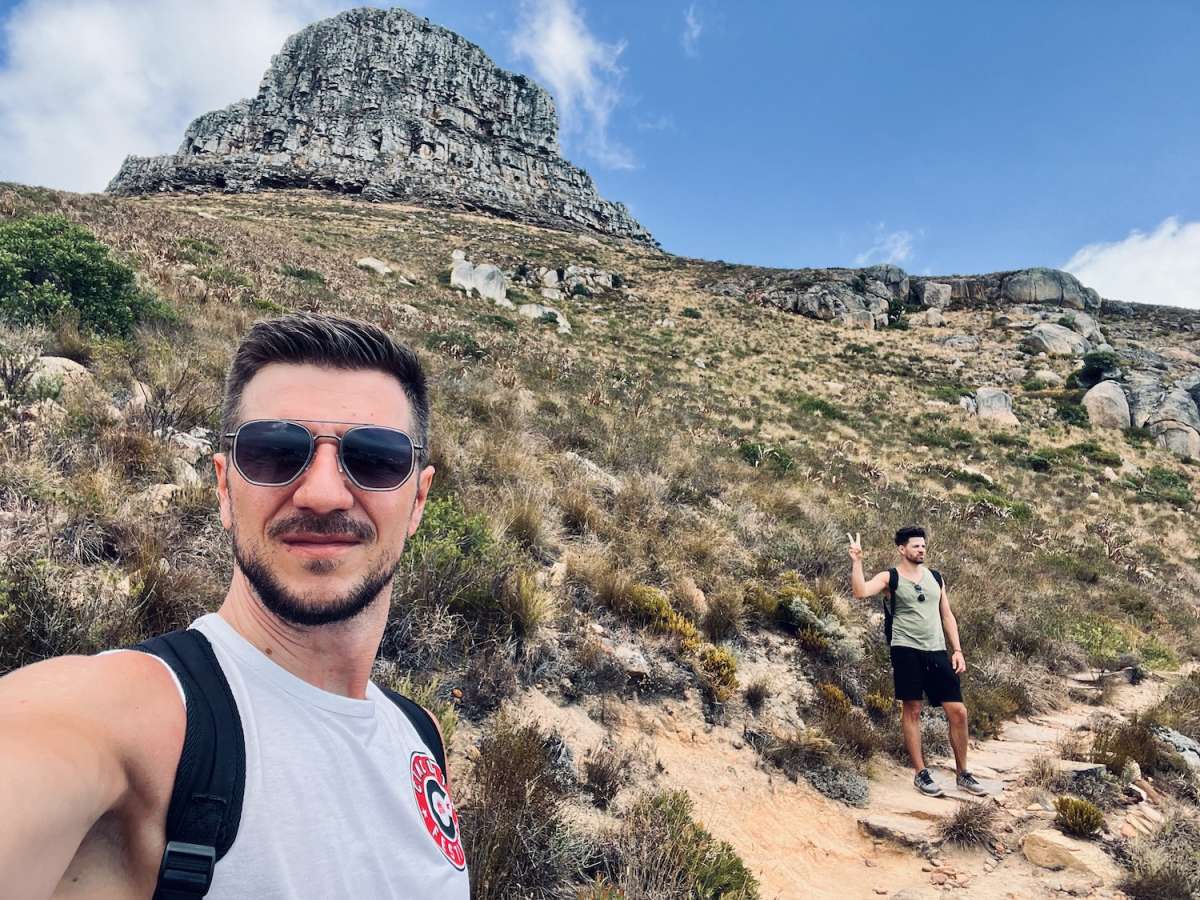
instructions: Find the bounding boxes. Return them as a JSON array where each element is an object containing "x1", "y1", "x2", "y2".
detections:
[{"x1": 1, "y1": 0, "x2": 1198, "y2": 304}]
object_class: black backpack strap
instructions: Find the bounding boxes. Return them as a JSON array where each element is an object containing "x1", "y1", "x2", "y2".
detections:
[
  {"x1": 931, "y1": 569, "x2": 944, "y2": 589},
  {"x1": 883, "y1": 568, "x2": 899, "y2": 644},
  {"x1": 133, "y1": 630, "x2": 245, "y2": 900},
  {"x1": 382, "y1": 688, "x2": 447, "y2": 776}
]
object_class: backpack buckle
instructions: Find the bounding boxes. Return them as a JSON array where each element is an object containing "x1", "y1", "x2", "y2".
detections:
[{"x1": 158, "y1": 841, "x2": 216, "y2": 894}]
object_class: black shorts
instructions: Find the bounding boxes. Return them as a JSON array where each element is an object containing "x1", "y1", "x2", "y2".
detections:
[{"x1": 890, "y1": 645, "x2": 963, "y2": 707}]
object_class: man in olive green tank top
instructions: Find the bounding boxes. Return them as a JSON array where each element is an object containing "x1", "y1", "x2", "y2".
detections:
[{"x1": 849, "y1": 526, "x2": 988, "y2": 798}]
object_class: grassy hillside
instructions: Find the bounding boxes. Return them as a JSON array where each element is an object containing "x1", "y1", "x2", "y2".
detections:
[{"x1": 2, "y1": 183, "x2": 1199, "y2": 897}]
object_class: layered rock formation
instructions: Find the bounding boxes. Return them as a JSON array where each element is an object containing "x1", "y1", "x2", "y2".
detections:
[{"x1": 107, "y1": 7, "x2": 654, "y2": 244}]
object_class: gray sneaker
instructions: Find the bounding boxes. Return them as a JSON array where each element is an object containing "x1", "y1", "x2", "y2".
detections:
[
  {"x1": 914, "y1": 768, "x2": 944, "y2": 797},
  {"x1": 956, "y1": 771, "x2": 988, "y2": 796}
]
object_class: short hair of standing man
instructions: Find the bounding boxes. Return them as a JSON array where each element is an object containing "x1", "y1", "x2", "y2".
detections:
[{"x1": 894, "y1": 525, "x2": 926, "y2": 546}]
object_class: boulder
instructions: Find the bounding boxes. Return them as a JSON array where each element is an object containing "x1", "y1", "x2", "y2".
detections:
[
  {"x1": 30, "y1": 356, "x2": 92, "y2": 398},
  {"x1": 862, "y1": 264, "x2": 909, "y2": 300},
  {"x1": 1021, "y1": 323, "x2": 1090, "y2": 357},
  {"x1": 1033, "y1": 368, "x2": 1064, "y2": 387},
  {"x1": 450, "y1": 258, "x2": 509, "y2": 305},
  {"x1": 168, "y1": 427, "x2": 214, "y2": 465},
  {"x1": 1150, "y1": 422, "x2": 1200, "y2": 460},
  {"x1": 1145, "y1": 388, "x2": 1200, "y2": 432},
  {"x1": 1021, "y1": 829, "x2": 1120, "y2": 881},
  {"x1": 355, "y1": 256, "x2": 392, "y2": 275},
  {"x1": 1127, "y1": 376, "x2": 1166, "y2": 428},
  {"x1": 1082, "y1": 381, "x2": 1131, "y2": 430},
  {"x1": 517, "y1": 303, "x2": 572, "y2": 335},
  {"x1": 974, "y1": 387, "x2": 1019, "y2": 427},
  {"x1": 171, "y1": 457, "x2": 202, "y2": 488},
  {"x1": 914, "y1": 281, "x2": 952, "y2": 309},
  {"x1": 839, "y1": 309, "x2": 875, "y2": 330},
  {"x1": 1063, "y1": 311, "x2": 1104, "y2": 344},
  {"x1": 909, "y1": 308, "x2": 944, "y2": 327},
  {"x1": 1153, "y1": 727, "x2": 1200, "y2": 770},
  {"x1": 943, "y1": 334, "x2": 980, "y2": 352}
]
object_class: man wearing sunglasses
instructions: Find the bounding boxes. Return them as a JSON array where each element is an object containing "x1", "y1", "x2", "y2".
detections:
[
  {"x1": 0, "y1": 313, "x2": 470, "y2": 898},
  {"x1": 848, "y1": 526, "x2": 987, "y2": 799}
]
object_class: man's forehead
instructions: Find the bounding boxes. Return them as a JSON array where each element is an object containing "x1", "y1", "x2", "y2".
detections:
[{"x1": 239, "y1": 363, "x2": 413, "y2": 430}]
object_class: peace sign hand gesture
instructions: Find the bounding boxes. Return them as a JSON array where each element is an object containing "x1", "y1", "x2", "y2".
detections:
[{"x1": 847, "y1": 532, "x2": 864, "y2": 562}]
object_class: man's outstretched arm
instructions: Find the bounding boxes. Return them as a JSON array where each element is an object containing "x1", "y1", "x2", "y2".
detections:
[{"x1": 0, "y1": 651, "x2": 183, "y2": 899}]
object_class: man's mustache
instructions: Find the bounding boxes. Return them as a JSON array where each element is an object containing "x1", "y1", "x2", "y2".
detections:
[{"x1": 267, "y1": 513, "x2": 376, "y2": 543}]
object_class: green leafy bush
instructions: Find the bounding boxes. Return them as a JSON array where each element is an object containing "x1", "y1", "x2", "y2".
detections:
[
  {"x1": 1054, "y1": 795, "x2": 1105, "y2": 838},
  {"x1": 681, "y1": 307, "x2": 702, "y2": 319},
  {"x1": 0, "y1": 215, "x2": 163, "y2": 335},
  {"x1": 1074, "y1": 351, "x2": 1121, "y2": 389}
]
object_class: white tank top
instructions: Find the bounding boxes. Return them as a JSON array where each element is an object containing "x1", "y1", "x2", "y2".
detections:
[{"x1": 186, "y1": 614, "x2": 471, "y2": 899}]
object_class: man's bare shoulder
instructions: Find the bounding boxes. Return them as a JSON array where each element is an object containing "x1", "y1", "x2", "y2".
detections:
[{"x1": 0, "y1": 649, "x2": 186, "y2": 774}]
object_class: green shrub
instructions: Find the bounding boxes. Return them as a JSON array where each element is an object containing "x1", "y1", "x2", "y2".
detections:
[
  {"x1": 1056, "y1": 395, "x2": 1090, "y2": 427},
  {"x1": 1054, "y1": 796, "x2": 1105, "y2": 838},
  {"x1": 1074, "y1": 351, "x2": 1121, "y2": 389},
  {"x1": 424, "y1": 330, "x2": 487, "y2": 361},
  {"x1": 601, "y1": 790, "x2": 759, "y2": 899},
  {"x1": 1132, "y1": 467, "x2": 1193, "y2": 506},
  {"x1": 696, "y1": 644, "x2": 738, "y2": 703},
  {"x1": 280, "y1": 264, "x2": 326, "y2": 284},
  {"x1": 737, "y1": 441, "x2": 793, "y2": 474},
  {"x1": 966, "y1": 491, "x2": 1032, "y2": 521},
  {"x1": 0, "y1": 215, "x2": 164, "y2": 336},
  {"x1": 681, "y1": 307, "x2": 702, "y2": 319},
  {"x1": 1090, "y1": 714, "x2": 1160, "y2": 775},
  {"x1": 783, "y1": 390, "x2": 846, "y2": 420}
]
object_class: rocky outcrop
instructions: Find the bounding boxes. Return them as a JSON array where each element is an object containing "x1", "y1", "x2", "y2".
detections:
[
  {"x1": 974, "y1": 387, "x2": 1019, "y2": 427},
  {"x1": 106, "y1": 8, "x2": 654, "y2": 244}
]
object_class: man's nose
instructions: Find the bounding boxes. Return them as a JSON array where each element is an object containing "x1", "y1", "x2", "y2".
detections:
[{"x1": 291, "y1": 441, "x2": 354, "y2": 513}]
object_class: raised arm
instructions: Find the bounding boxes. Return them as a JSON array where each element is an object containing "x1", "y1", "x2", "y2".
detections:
[
  {"x1": 0, "y1": 651, "x2": 184, "y2": 899},
  {"x1": 847, "y1": 532, "x2": 890, "y2": 599}
]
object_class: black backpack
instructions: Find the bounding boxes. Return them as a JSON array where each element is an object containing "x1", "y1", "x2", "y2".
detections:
[
  {"x1": 883, "y1": 567, "x2": 943, "y2": 644},
  {"x1": 133, "y1": 629, "x2": 447, "y2": 899}
]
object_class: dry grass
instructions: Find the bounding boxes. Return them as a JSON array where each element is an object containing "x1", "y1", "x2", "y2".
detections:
[{"x1": 936, "y1": 800, "x2": 1000, "y2": 847}]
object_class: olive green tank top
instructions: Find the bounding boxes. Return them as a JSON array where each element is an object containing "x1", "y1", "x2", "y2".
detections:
[{"x1": 890, "y1": 568, "x2": 946, "y2": 652}]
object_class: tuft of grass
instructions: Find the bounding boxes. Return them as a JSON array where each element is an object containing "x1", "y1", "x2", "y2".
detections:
[
  {"x1": 702, "y1": 583, "x2": 745, "y2": 642},
  {"x1": 1090, "y1": 714, "x2": 1161, "y2": 776},
  {"x1": 1054, "y1": 795, "x2": 1105, "y2": 838},
  {"x1": 695, "y1": 644, "x2": 738, "y2": 703},
  {"x1": 744, "y1": 677, "x2": 772, "y2": 714},
  {"x1": 1120, "y1": 816, "x2": 1200, "y2": 900},
  {"x1": 936, "y1": 801, "x2": 999, "y2": 847},
  {"x1": 280, "y1": 264, "x2": 326, "y2": 284},
  {"x1": 582, "y1": 740, "x2": 634, "y2": 810},
  {"x1": 499, "y1": 571, "x2": 559, "y2": 642}
]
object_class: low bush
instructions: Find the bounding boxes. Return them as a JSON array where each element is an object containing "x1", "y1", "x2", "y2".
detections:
[
  {"x1": 598, "y1": 790, "x2": 759, "y2": 898},
  {"x1": 752, "y1": 726, "x2": 869, "y2": 806},
  {"x1": 1054, "y1": 795, "x2": 1105, "y2": 838},
  {"x1": 702, "y1": 583, "x2": 745, "y2": 642},
  {"x1": 0, "y1": 215, "x2": 166, "y2": 336},
  {"x1": 937, "y1": 800, "x2": 999, "y2": 847},
  {"x1": 372, "y1": 664, "x2": 459, "y2": 747},
  {"x1": 1120, "y1": 816, "x2": 1200, "y2": 899},
  {"x1": 1090, "y1": 714, "x2": 1160, "y2": 776},
  {"x1": 696, "y1": 644, "x2": 738, "y2": 703},
  {"x1": 458, "y1": 717, "x2": 589, "y2": 899}
]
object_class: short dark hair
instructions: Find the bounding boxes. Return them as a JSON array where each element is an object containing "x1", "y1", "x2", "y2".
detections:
[
  {"x1": 895, "y1": 525, "x2": 926, "y2": 546},
  {"x1": 221, "y1": 313, "x2": 430, "y2": 463}
]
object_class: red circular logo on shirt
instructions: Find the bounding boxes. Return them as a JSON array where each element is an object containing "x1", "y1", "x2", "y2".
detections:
[{"x1": 410, "y1": 751, "x2": 466, "y2": 870}]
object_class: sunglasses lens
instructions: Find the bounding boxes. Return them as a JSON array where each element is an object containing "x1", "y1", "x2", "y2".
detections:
[
  {"x1": 235, "y1": 420, "x2": 312, "y2": 485},
  {"x1": 342, "y1": 427, "x2": 415, "y2": 490}
]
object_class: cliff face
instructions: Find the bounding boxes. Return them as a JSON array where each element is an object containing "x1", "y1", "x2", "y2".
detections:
[{"x1": 106, "y1": 7, "x2": 655, "y2": 244}]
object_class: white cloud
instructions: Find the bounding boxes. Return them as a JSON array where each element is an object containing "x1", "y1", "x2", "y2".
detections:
[
  {"x1": 0, "y1": 0, "x2": 352, "y2": 193},
  {"x1": 636, "y1": 114, "x2": 676, "y2": 132},
  {"x1": 854, "y1": 224, "x2": 917, "y2": 267},
  {"x1": 511, "y1": 0, "x2": 634, "y2": 170},
  {"x1": 1063, "y1": 217, "x2": 1200, "y2": 309},
  {"x1": 681, "y1": 5, "x2": 702, "y2": 57}
]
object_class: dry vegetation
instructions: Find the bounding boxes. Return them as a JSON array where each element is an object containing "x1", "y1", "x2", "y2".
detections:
[{"x1": 3, "y1": 183, "x2": 1200, "y2": 895}]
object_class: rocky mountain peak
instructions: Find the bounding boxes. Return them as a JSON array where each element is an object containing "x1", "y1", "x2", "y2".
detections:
[{"x1": 106, "y1": 6, "x2": 654, "y2": 244}]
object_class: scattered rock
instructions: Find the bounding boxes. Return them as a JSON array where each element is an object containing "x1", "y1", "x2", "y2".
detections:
[
  {"x1": 517, "y1": 303, "x2": 571, "y2": 335},
  {"x1": 974, "y1": 387, "x2": 1019, "y2": 427},
  {"x1": 909, "y1": 308, "x2": 945, "y2": 327},
  {"x1": 943, "y1": 334, "x2": 980, "y2": 352},
  {"x1": 167, "y1": 427, "x2": 214, "y2": 465},
  {"x1": 450, "y1": 256, "x2": 510, "y2": 305},
  {"x1": 1021, "y1": 829, "x2": 1120, "y2": 881},
  {"x1": 355, "y1": 256, "x2": 393, "y2": 276},
  {"x1": 139, "y1": 483, "x2": 181, "y2": 515},
  {"x1": 1154, "y1": 726, "x2": 1200, "y2": 770},
  {"x1": 1082, "y1": 381, "x2": 1131, "y2": 430},
  {"x1": 30, "y1": 356, "x2": 92, "y2": 398},
  {"x1": 171, "y1": 457, "x2": 202, "y2": 488}
]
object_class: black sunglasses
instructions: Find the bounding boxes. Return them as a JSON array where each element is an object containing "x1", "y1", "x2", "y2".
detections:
[{"x1": 225, "y1": 419, "x2": 424, "y2": 492}]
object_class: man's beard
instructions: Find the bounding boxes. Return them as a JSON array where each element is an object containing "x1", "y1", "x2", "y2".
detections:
[{"x1": 231, "y1": 527, "x2": 400, "y2": 628}]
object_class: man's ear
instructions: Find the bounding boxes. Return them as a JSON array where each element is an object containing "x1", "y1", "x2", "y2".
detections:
[
  {"x1": 214, "y1": 452, "x2": 233, "y2": 530},
  {"x1": 406, "y1": 464, "x2": 436, "y2": 538}
]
